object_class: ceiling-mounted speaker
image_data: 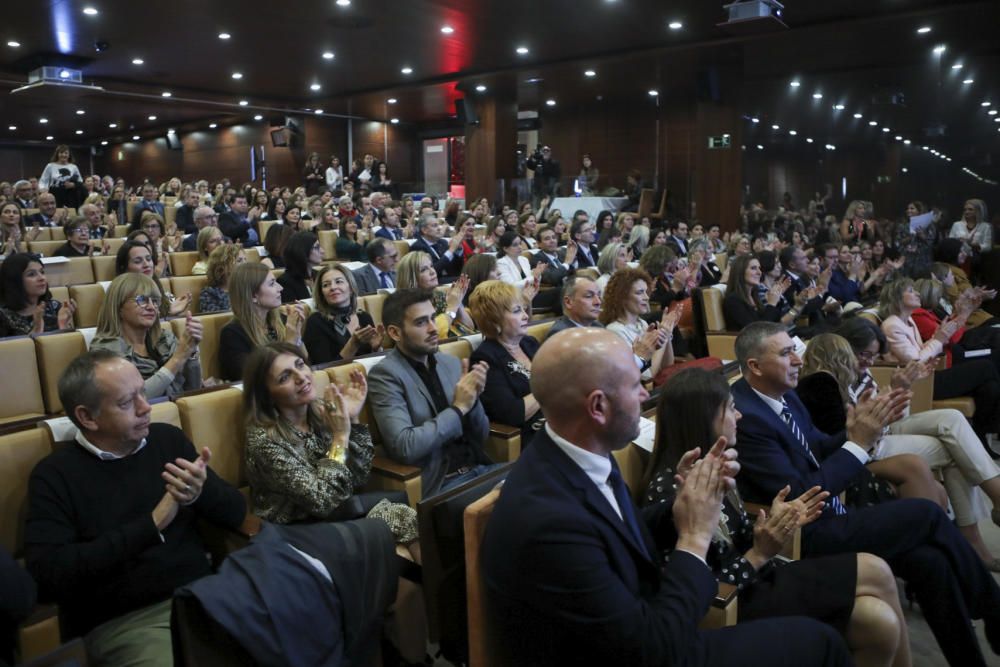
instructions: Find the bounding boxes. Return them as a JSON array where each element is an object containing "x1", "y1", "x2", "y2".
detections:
[
  {"x1": 165, "y1": 133, "x2": 182, "y2": 150},
  {"x1": 455, "y1": 98, "x2": 479, "y2": 126}
]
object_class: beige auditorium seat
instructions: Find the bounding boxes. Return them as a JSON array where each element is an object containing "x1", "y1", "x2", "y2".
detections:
[
  {"x1": 41, "y1": 257, "x2": 93, "y2": 287},
  {"x1": 394, "y1": 239, "x2": 410, "y2": 260},
  {"x1": 69, "y1": 283, "x2": 106, "y2": 328},
  {"x1": 176, "y1": 387, "x2": 247, "y2": 490},
  {"x1": 27, "y1": 240, "x2": 66, "y2": 257},
  {"x1": 34, "y1": 331, "x2": 88, "y2": 414},
  {"x1": 438, "y1": 338, "x2": 472, "y2": 362},
  {"x1": 92, "y1": 254, "x2": 117, "y2": 281},
  {"x1": 48, "y1": 286, "x2": 69, "y2": 304},
  {"x1": 0, "y1": 338, "x2": 46, "y2": 423},
  {"x1": 526, "y1": 318, "x2": 556, "y2": 341},
  {"x1": 169, "y1": 312, "x2": 233, "y2": 381},
  {"x1": 168, "y1": 275, "x2": 209, "y2": 314},
  {"x1": 699, "y1": 287, "x2": 738, "y2": 359},
  {"x1": 318, "y1": 229, "x2": 338, "y2": 260},
  {"x1": 168, "y1": 251, "x2": 199, "y2": 277}
]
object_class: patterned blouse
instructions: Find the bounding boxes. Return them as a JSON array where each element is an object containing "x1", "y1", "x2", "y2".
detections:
[
  {"x1": 245, "y1": 422, "x2": 417, "y2": 542},
  {"x1": 644, "y1": 466, "x2": 773, "y2": 592},
  {"x1": 198, "y1": 286, "x2": 230, "y2": 313},
  {"x1": 0, "y1": 300, "x2": 63, "y2": 337}
]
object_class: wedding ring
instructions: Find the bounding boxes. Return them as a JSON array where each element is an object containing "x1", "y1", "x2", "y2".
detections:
[{"x1": 185, "y1": 484, "x2": 192, "y2": 493}]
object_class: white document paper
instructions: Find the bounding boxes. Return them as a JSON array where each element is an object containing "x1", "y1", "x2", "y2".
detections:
[
  {"x1": 632, "y1": 417, "x2": 657, "y2": 453},
  {"x1": 909, "y1": 212, "x2": 934, "y2": 233}
]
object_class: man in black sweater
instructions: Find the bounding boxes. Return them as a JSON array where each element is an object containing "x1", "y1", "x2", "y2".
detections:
[{"x1": 24, "y1": 350, "x2": 246, "y2": 664}]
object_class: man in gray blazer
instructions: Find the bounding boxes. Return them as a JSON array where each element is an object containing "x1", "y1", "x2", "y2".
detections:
[
  {"x1": 367, "y1": 289, "x2": 496, "y2": 497},
  {"x1": 352, "y1": 237, "x2": 399, "y2": 295}
]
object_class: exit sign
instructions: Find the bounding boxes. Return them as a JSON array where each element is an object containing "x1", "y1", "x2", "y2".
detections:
[{"x1": 708, "y1": 135, "x2": 732, "y2": 149}]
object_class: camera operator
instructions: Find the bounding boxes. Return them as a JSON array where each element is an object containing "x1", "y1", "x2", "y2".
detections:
[
  {"x1": 526, "y1": 145, "x2": 561, "y2": 208},
  {"x1": 39, "y1": 145, "x2": 84, "y2": 210}
]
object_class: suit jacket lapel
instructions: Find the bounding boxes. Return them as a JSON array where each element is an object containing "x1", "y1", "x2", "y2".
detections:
[
  {"x1": 735, "y1": 380, "x2": 819, "y2": 470},
  {"x1": 389, "y1": 350, "x2": 436, "y2": 413}
]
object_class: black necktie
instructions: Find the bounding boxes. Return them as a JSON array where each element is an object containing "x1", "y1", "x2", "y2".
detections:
[
  {"x1": 608, "y1": 466, "x2": 650, "y2": 558},
  {"x1": 780, "y1": 401, "x2": 847, "y2": 515}
]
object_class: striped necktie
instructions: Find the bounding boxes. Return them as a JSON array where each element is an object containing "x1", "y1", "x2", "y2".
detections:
[{"x1": 780, "y1": 401, "x2": 847, "y2": 515}]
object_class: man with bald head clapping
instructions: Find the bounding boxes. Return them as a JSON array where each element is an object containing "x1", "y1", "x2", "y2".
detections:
[{"x1": 481, "y1": 328, "x2": 852, "y2": 667}]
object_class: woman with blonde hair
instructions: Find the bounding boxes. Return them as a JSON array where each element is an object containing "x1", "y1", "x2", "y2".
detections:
[
  {"x1": 199, "y1": 244, "x2": 245, "y2": 313},
  {"x1": 396, "y1": 250, "x2": 475, "y2": 337},
  {"x1": 219, "y1": 262, "x2": 305, "y2": 382},
  {"x1": 90, "y1": 272, "x2": 202, "y2": 398},
  {"x1": 192, "y1": 226, "x2": 225, "y2": 275},
  {"x1": 949, "y1": 198, "x2": 992, "y2": 253},
  {"x1": 841, "y1": 200, "x2": 875, "y2": 243},
  {"x1": 594, "y1": 241, "x2": 630, "y2": 294}
]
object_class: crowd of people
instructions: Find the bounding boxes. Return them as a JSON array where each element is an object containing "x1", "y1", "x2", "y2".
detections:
[{"x1": 2, "y1": 151, "x2": 1000, "y2": 667}]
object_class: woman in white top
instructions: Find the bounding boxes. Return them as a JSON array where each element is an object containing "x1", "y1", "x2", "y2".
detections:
[
  {"x1": 594, "y1": 242, "x2": 631, "y2": 294},
  {"x1": 325, "y1": 155, "x2": 344, "y2": 192},
  {"x1": 599, "y1": 267, "x2": 680, "y2": 380},
  {"x1": 38, "y1": 145, "x2": 83, "y2": 209},
  {"x1": 949, "y1": 199, "x2": 993, "y2": 252},
  {"x1": 495, "y1": 230, "x2": 543, "y2": 289}
]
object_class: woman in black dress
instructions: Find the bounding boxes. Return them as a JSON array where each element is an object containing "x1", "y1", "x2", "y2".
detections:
[
  {"x1": 643, "y1": 368, "x2": 910, "y2": 667},
  {"x1": 302, "y1": 264, "x2": 383, "y2": 365},
  {"x1": 278, "y1": 231, "x2": 324, "y2": 303}
]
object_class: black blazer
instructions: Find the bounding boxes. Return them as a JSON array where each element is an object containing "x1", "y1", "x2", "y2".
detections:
[
  {"x1": 795, "y1": 372, "x2": 849, "y2": 436},
  {"x1": 469, "y1": 337, "x2": 542, "y2": 445},
  {"x1": 411, "y1": 236, "x2": 462, "y2": 282},
  {"x1": 219, "y1": 320, "x2": 255, "y2": 382},
  {"x1": 175, "y1": 205, "x2": 196, "y2": 234},
  {"x1": 572, "y1": 243, "x2": 600, "y2": 268},
  {"x1": 278, "y1": 272, "x2": 311, "y2": 303},
  {"x1": 218, "y1": 211, "x2": 251, "y2": 245},
  {"x1": 722, "y1": 292, "x2": 783, "y2": 332},
  {"x1": 302, "y1": 310, "x2": 376, "y2": 366},
  {"x1": 529, "y1": 251, "x2": 571, "y2": 287}
]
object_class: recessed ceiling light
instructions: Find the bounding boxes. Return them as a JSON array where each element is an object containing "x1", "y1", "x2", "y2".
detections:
[
  {"x1": 314, "y1": 109, "x2": 324, "y2": 115},
  {"x1": 161, "y1": 91, "x2": 171, "y2": 97},
  {"x1": 39, "y1": 118, "x2": 48, "y2": 124},
  {"x1": 75, "y1": 129, "x2": 83, "y2": 135},
  {"x1": 218, "y1": 32, "x2": 231, "y2": 40},
  {"x1": 895, "y1": 135, "x2": 902, "y2": 140},
  {"x1": 310, "y1": 83, "x2": 321, "y2": 91},
  {"x1": 903, "y1": 139, "x2": 911, "y2": 144},
  {"x1": 475, "y1": 84, "x2": 487, "y2": 92},
  {"x1": 922, "y1": 145, "x2": 929, "y2": 150},
  {"x1": 982, "y1": 101, "x2": 992, "y2": 107},
  {"x1": 390, "y1": 118, "x2": 399, "y2": 124},
  {"x1": 108, "y1": 122, "x2": 117, "y2": 128},
  {"x1": 668, "y1": 21, "x2": 683, "y2": 30},
  {"x1": 253, "y1": 114, "x2": 263, "y2": 121},
  {"x1": 336, "y1": 0, "x2": 350, "y2": 5},
  {"x1": 826, "y1": 144, "x2": 836, "y2": 150},
  {"x1": 902, "y1": 167, "x2": 908, "y2": 173},
  {"x1": 951, "y1": 63, "x2": 963, "y2": 70},
  {"x1": 322, "y1": 51, "x2": 334, "y2": 60},
  {"x1": 916, "y1": 26, "x2": 931, "y2": 34},
  {"x1": 7, "y1": 41, "x2": 20, "y2": 48},
  {"x1": 933, "y1": 45, "x2": 946, "y2": 54},
  {"x1": 131, "y1": 57, "x2": 143, "y2": 65},
  {"x1": 805, "y1": 138, "x2": 814, "y2": 143},
  {"x1": 545, "y1": 99, "x2": 557, "y2": 106},
  {"x1": 231, "y1": 72, "x2": 243, "y2": 80},
  {"x1": 516, "y1": 46, "x2": 529, "y2": 55},
  {"x1": 45, "y1": 135, "x2": 53, "y2": 140},
  {"x1": 132, "y1": 135, "x2": 140, "y2": 140},
  {"x1": 790, "y1": 80, "x2": 801, "y2": 88},
  {"x1": 788, "y1": 130, "x2": 797, "y2": 136},
  {"x1": 833, "y1": 104, "x2": 845, "y2": 110},
  {"x1": 812, "y1": 92, "x2": 823, "y2": 99},
  {"x1": 239, "y1": 99, "x2": 249, "y2": 106},
  {"x1": 868, "y1": 120, "x2": 878, "y2": 126},
  {"x1": 771, "y1": 124, "x2": 779, "y2": 130},
  {"x1": 167, "y1": 128, "x2": 175, "y2": 134},
  {"x1": 76, "y1": 109, "x2": 85, "y2": 115},
  {"x1": 441, "y1": 25, "x2": 454, "y2": 34},
  {"x1": 209, "y1": 123, "x2": 218, "y2": 128},
  {"x1": 882, "y1": 127, "x2": 890, "y2": 132},
  {"x1": 853, "y1": 113, "x2": 863, "y2": 119},
  {"x1": 387, "y1": 98, "x2": 398, "y2": 104},
  {"x1": 82, "y1": 7, "x2": 98, "y2": 16},
  {"x1": 584, "y1": 69, "x2": 596, "y2": 77},
  {"x1": 750, "y1": 117, "x2": 759, "y2": 123},
  {"x1": 148, "y1": 115, "x2": 157, "y2": 120},
  {"x1": 7, "y1": 125, "x2": 16, "y2": 131},
  {"x1": 963, "y1": 79, "x2": 974, "y2": 85},
  {"x1": 647, "y1": 90, "x2": 659, "y2": 97},
  {"x1": 990, "y1": 110, "x2": 998, "y2": 115},
  {"x1": 400, "y1": 66, "x2": 413, "y2": 74},
  {"x1": 100, "y1": 140, "x2": 108, "y2": 145},
  {"x1": 756, "y1": 145, "x2": 764, "y2": 150}
]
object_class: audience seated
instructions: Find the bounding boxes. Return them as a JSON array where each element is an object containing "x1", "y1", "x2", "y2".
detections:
[
  {"x1": 91, "y1": 273, "x2": 202, "y2": 399},
  {"x1": 26, "y1": 193, "x2": 65, "y2": 228},
  {"x1": 1, "y1": 201, "x2": 36, "y2": 256},
  {"x1": 303, "y1": 264, "x2": 383, "y2": 365},
  {"x1": 218, "y1": 262, "x2": 304, "y2": 381},
  {"x1": 723, "y1": 254, "x2": 805, "y2": 332},
  {"x1": 129, "y1": 183, "x2": 165, "y2": 229},
  {"x1": 192, "y1": 226, "x2": 225, "y2": 275},
  {"x1": 410, "y1": 213, "x2": 464, "y2": 283},
  {"x1": 0, "y1": 252, "x2": 75, "y2": 337},
  {"x1": 218, "y1": 193, "x2": 258, "y2": 247},
  {"x1": 934, "y1": 238, "x2": 997, "y2": 327},
  {"x1": 467, "y1": 281, "x2": 543, "y2": 446},
  {"x1": 260, "y1": 223, "x2": 292, "y2": 270},
  {"x1": 912, "y1": 277, "x2": 1000, "y2": 370},
  {"x1": 278, "y1": 231, "x2": 323, "y2": 303},
  {"x1": 594, "y1": 242, "x2": 629, "y2": 293},
  {"x1": 879, "y1": 278, "x2": 1000, "y2": 445},
  {"x1": 54, "y1": 217, "x2": 96, "y2": 258},
  {"x1": 644, "y1": 367, "x2": 908, "y2": 667},
  {"x1": 25, "y1": 350, "x2": 246, "y2": 664},
  {"x1": 116, "y1": 240, "x2": 190, "y2": 317},
  {"x1": 180, "y1": 206, "x2": 218, "y2": 252},
  {"x1": 367, "y1": 289, "x2": 499, "y2": 497},
  {"x1": 335, "y1": 217, "x2": 367, "y2": 261},
  {"x1": 528, "y1": 225, "x2": 575, "y2": 289},
  {"x1": 352, "y1": 237, "x2": 398, "y2": 295},
  {"x1": 199, "y1": 244, "x2": 245, "y2": 313},
  {"x1": 567, "y1": 214, "x2": 599, "y2": 268},
  {"x1": 482, "y1": 327, "x2": 853, "y2": 666},
  {"x1": 731, "y1": 321, "x2": 1000, "y2": 666},
  {"x1": 396, "y1": 251, "x2": 476, "y2": 336},
  {"x1": 494, "y1": 230, "x2": 539, "y2": 290},
  {"x1": 599, "y1": 268, "x2": 677, "y2": 380}
]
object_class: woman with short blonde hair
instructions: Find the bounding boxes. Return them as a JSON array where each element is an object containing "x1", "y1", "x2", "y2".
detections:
[{"x1": 199, "y1": 244, "x2": 245, "y2": 313}]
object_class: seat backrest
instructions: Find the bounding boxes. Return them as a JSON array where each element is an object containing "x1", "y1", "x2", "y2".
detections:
[
  {"x1": 28, "y1": 240, "x2": 66, "y2": 257},
  {"x1": 360, "y1": 293, "x2": 387, "y2": 327},
  {"x1": 169, "y1": 276, "x2": 209, "y2": 314},
  {"x1": 243, "y1": 247, "x2": 261, "y2": 263},
  {"x1": 44, "y1": 257, "x2": 94, "y2": 287},
  {"x1": 176, "y1": 388, "x2": 246, "y2": 488},
  {"x1": 0, "y1": 338, "x2": 46, "y2": 422},
  {"x1": 464, "y1": 488, "x2": 502, "y2": 667},
  {"x1": 126, "y1": 200, "x2": 137, "y2": 221},
  {"x1": 114, "y1": 224, "x2": 129, "y2": 238},
  {"x1": 164, "y1": 205, "x2": 178, "y2": 228},
  {"x1": 714, "y1": 252, "x2": 728, "y2": 271},
  {"x1": 34, "y1": 331, "x2": 88, "y2": 414},
  {"x1": 48, "y1": 286, "x2": 69, "y2": 305},
  {"x1": 869, "y1": 366, "x2": 934, "y2": 413},
  {"x1": 91, "y1": 255, "x2": 116, "y2": 282},
  {"x1": 69, "y1": 283, "x2": 106, "y2": 328},
  {"x1": 318, "y1": 230, "x2": 338, "y2": 260},
  {"x1": 612, "y1": 443, "x2": 647, "y2": 503},
  {"x1": 637, "y1": 188, "x2": 655, "y2": 218},
  {"x1": 0, "y1": 427, "x2": 53, "y2": 555},
  {"x1": 700, "y1": 286, "x2": 727, "y2": 332},
  {"x1": 168, "y1": 252, "x2": 199, "y2": 277},
  {"x1": 439, "y1": 339, "x2": 472, "y2": 362},
  {"x1": 526, "y1": 319, "x2": 555, "y2": 342},
  {"x1": 394, "y1": 239, "x2": 410, "y2": 259},
  {"x1": 170, "y1": 312, "x2": 232, "y2": 381}
]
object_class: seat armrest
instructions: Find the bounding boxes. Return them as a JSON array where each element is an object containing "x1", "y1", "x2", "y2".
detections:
[
  {"x1": 486, "y1": 422, "x2": 522, "y2": 463},
  {"x1": 368, "y1": 455, "x2": 423, "y2": 506},
  {"x1": 371, "y1": 455, "x2": 422, "y2": 481},
  {"x1": 713, "y1": 582, "x2": 738, "y2": 608}
]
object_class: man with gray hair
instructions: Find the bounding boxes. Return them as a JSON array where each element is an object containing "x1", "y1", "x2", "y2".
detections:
[
  {"x1": 411, "y1": 213, "x2": 463, "y2": 283},
  {"x1": 181, "y1": 206, "x2": 218, "y2": 251},
  {"x1": 13, "y1": 180, "x2": 34, "y2": 209},
  {"x1": 79, "y1": 203, "x2": 110, "y2": 239},
  {"x1": 26, "y1": 192, "x2": 64, "y2": 227},
  {"x1": 25, "y1": 350, "x2": 246, "y2": 665},
  {"x1": 732, "y1": 321, "x2": 1000, "y2": 665}
]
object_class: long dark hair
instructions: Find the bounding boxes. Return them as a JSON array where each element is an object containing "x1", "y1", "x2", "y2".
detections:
[
  {"x1": 243, "y1": 342, "x2": 325, "y2": 444},
  {"x1": 0, "y1": 252, "x2": 51, "y2": 310},
  {"x1": 283, "y1": 231, "x2": 318, "y2": 279},
  {"x1": 644, "y1": 368, "x2": 731, "y2": 489}
]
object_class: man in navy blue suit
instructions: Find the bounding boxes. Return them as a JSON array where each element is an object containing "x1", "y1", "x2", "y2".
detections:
[
  {"x1": 410, "y1": 213, "x2": 463, "y2": 283},
  {"x1": 482, "y1": 328, "x2": 852, "y2": 667},
  {"x1": 732, "y1": 321, "x2": 1000, "y2": 666}
]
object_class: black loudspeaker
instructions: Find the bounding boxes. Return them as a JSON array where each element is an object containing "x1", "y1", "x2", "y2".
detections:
[
  {"x1": 455, "y1": 98, "x2": 479, "y2": 126},
  {"x1": 696, "y1": 67, "x2": 722, "y2": 103},
  {"x1": 270, "y1": 128, "x2": 288, "y2": 148},
  {"x1": 165, "y1": 133, "x2": 182, "y2": 150}
]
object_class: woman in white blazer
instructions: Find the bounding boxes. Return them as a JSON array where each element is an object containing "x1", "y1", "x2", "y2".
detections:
[{"x1": 495, "y1": 230, "x2": 538, "y2": 289}]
